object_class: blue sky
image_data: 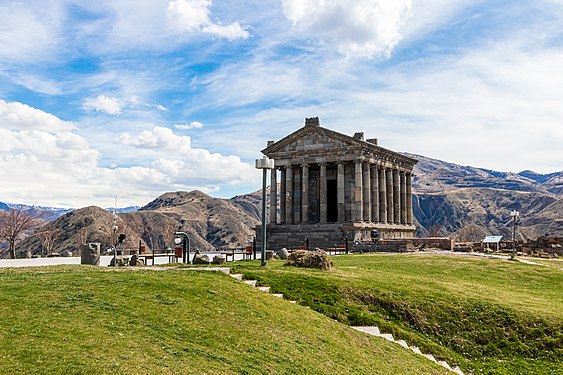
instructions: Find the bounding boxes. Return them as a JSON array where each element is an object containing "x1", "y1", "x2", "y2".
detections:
[{"x1": 1, "y1": 0, "x2": 562, "y2": 208}]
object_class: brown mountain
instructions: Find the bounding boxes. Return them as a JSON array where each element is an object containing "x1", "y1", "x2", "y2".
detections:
[
  {"x1": 19, "y1": 190, "x2": 259, "y2": 257},
  {"x1": 409, "y1": 154, "x2": 562, "y2": 240}
]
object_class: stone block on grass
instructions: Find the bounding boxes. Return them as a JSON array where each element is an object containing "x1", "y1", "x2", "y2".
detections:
[
  {"x1": 213, "y1": 254, "x2": 226, "y2": 264},
  {"x1": 284, "y1": 250, "x2": 333, "y2": 271},
  {"x1": 129, "y1": 254, "x2": 144, "y2": 267},
  {"x1": 277, "y1": 248, "x2": 290, "y2": 260},
  {"x1": 193, "y1": 254, "x2": 211, "y2": 264}
]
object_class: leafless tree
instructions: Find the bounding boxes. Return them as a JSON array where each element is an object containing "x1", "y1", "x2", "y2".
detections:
[
  {"x1": 0, "y1": 207, "x2": 42, "y2": 259},
  {"x1": 455, "y1": 223, "x2": 486, "y2": 242},
  {"x1": 37, "y1": 224, "x2": 61, "y2": 257}
]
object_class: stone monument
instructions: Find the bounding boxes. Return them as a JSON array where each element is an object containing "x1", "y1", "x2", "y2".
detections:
[{"x1": 80, "y1": 242, "x2": 101, "y2": 266}]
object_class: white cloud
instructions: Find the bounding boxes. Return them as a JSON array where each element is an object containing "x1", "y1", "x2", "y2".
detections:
[
  {"x1": 167, "y1": 0, "x2": 249, "y2": 40},
  {"x1": 83, "y1": 95, "x2": 124, "y2": 115},
  {"x1": 282, "y1": 0, "x2": 412, "y2": 58},
  {"x1": 0, "y1": 1, "x2": 63, "y2": 62},
  {"x1": 167, "y1": 0, "x2": 211, "y2": 31},
  {"x1": 119, "y1": 126, "x2": 192, "y2": 152},
  {"x1": 82, "y1": 95, "x2": 166, "y2": 116},
  {"x1": 118, "y1": 126, "x2": 256, "y2": 182},
  {"x1": 175, "y1": 121, "x2": 204, "y2": 130},
  {"x1": 202, "y1": 22, "x2": 249, "y2": 41},
  {"x1": 0, "y1": 102, "x2": 259, "y2": 207},
  {"x1": 0, "y1": 100, "x2": 74, "y2": 132}
]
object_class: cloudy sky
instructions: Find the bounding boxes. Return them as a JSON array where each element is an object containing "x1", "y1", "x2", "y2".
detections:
[{"x1": 1, "y1": 0, "x2": 562, "y2": 208}]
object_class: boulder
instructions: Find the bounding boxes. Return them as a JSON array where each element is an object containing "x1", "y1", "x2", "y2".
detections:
[
  {"x1": 109, "y1": 256, "x2": 129, "y2": 267},
  {"x1": 81, "y1": 243, "x2": 101, "y2": 266},
  {"x1": 285, "y1": 250, "x2": 333, "y2": 271},
  {"x1": 129, "y1": 254, "x2": 145, "y2": 267},
  {"x1": 193, "y1": 254, "x2": 211, "y2": 264},
  {"x1": 276, "y1": 248, "x2": 290, "y2": 260},
  {"x1": 212, "y1": 254, "x2": 226, "y2": 264},
  {"x1": 60, "y1": 250, "x2": 73, "y2": 257},
  {"x1": 265, "y1": 250, "x2": 275, "y2": 260}
]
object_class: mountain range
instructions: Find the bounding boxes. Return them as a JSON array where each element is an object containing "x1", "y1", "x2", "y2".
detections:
[{"x1": 5, "y1": 154, "x2": 562, "y2": 257}]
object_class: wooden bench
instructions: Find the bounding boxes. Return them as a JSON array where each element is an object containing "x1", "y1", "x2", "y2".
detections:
[
  {"x1": 221, "y1": 247, "x2": 253, "y2": 262},
  {"x1": 138, "y1": 252, "x2": 176, "y2": 266},
  {"x1": 325, "y1": 246, "x2": 347, "y2": 255}
]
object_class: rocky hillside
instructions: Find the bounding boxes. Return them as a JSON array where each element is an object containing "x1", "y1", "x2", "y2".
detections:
[
  {"x1": 19, "y1": 191, "x2": 260, "y2": 257},
  {"x1": 409, "y1": 154, "x2": 562, "y2": 239}
]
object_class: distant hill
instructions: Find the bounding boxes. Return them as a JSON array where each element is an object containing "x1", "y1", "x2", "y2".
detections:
[
  {"x1": 18, "y1": 191, "x2": 259, "y2": 257},
  {"x1": 12, "y1": 155, "x2": 563, "y2": 256},
  {"x1": 409, "y1": 154, "x2": 562, "y2": 239}
]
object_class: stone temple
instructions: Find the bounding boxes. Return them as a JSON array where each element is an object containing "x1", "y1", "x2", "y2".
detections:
[{"x1": 259, "y1": 117, "x2": 418, "y2": 250}]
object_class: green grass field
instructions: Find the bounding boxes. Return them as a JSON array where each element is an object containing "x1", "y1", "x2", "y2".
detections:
[
  {"x1": 0, "y1": 265, "x2": 447, "y2": 374},
  {"x1": 233, "y1": 254, "x2": 563, "y2": 375}
]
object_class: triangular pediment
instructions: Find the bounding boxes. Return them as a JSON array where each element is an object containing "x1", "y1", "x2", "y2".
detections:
[
  {"x1": 262, "y1": 121, "x2": 418, "y2": 168},
  {"x1": 262, "y1": 125, "x2": 358, "y2": 156}
]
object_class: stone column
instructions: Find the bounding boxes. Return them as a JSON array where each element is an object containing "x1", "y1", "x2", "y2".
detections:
[
  {"x1": 393, "y1": 169, "x2": 400, "y2": 224},
  {"x1": 337, "y1": 162, "x2": 345, "y2": 223},
  {"x1": 285, "y1": 166, "x2": 293, "y2": 224},
  {"x1": 269, "y1": 168, "x2": 277, "y2": 224},
  {"x1": 386, "y1": 169, "x2": 393, "y2": 224},
  {"x1": 320, "y1": 162, "x2": 327, "y2": 223},
  {"x1": 294, "y1": 167, "x2": 301, "y2": 224},
  {"x1": 301, "y1": 163, "x2": 309, "y2": 223},
  {"x1": 280, "y1": 167, "x2": 286, "y2": 224},
  {"x1": 371, "y1": 165, "x2": 379, "y2": 223},
  {"x1": 379, "y1": 167, "x2": 387, "y2": 224},
  {"x1": 354, "y1": 159, "x2": 363, "y2": 222},
  {"x1": 400, "y1": 171, "x2": 407, "y2": 225},
  {"x1": 406, "y1": 172, "x2": 413, "y2": 225},
  {"x1": 363, "y1": 162, "x2": 371, "y2": 222}
]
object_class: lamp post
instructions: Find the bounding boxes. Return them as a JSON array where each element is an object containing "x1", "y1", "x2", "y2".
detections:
[
  {"x1": 112, "y1": 214, "x2": 118, "y2": 267},
  {"x1": 175, "y1": 232, "x2": 191, "y2": 264},
  {"x1": 255, "y1": 156, "x2": 275, "y2": 266},
  {"x1": 510, "y1": 210, "x2": 520, "y2": 260}
]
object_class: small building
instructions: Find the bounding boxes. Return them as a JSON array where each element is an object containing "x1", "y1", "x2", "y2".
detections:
[{"x1": 258, "y1": 117, "x2": 417, "y2": 250}]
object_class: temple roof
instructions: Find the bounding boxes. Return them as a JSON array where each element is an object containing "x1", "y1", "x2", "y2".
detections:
[{"x1": 262, "y1": 117, "x2": 417, "y2": 169}]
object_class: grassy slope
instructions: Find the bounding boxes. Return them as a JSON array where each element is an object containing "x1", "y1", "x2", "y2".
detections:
[
  {"x1": 0, "y1": 266, "x2": 446, "y2": 374},
  {"x1": 233, "y1": 254, "x2": 563, "y2": 375}
]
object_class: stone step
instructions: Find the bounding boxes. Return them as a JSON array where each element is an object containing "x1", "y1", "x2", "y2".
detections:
[
  {"x1": 410, "y1": 346, "x2": 422, "y2": 355},
  {"x1": 272, "y1": 293, "x2": 284, "y2": 298},
  {"x1": 396, "y1": 339, "x2": 409, "y2": 348},
  {"x1": 438, "y1": 361, "x2": 452, "y2": 371},
  {"x1": 243, "y1": 280, "x2": 257, "y2": 287},
  {"x1": 351, "y1": 326, "x2": 380, "y2": 336},
  {"x1": 379, "y1": 333, "x2": 394, "y2": 342},
  {"x1": 230, "y1": 273, "x2": 243, "y2": 280},
  {"x1": 422, "y1": 353, "x2": 437, "y2": 363},
  {"x1": 257, "y1": 286, "x2": 271, "y2": 293},
  {"x1": 452, "y1": 366, "x2": 464, "y2": 375},
  {"x1": 288, "y1": 300, "x2": 297, "y2": 304}
]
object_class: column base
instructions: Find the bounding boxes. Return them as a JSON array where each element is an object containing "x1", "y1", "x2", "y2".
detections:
[{"x1": 256, "y1": 222, "x2": 416, "y2": 251}]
